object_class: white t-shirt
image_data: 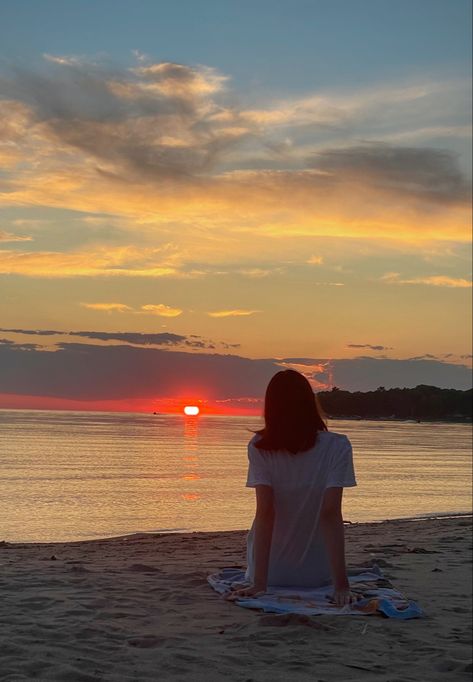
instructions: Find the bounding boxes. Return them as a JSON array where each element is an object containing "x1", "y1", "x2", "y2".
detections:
[{"x1": 245, "y1": 430, "x2": 356, "y2": 588}]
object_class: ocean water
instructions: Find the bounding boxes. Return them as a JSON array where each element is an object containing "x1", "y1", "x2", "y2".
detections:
[{"x1": 0, "y1": 410, "x2": 471, "y2": 543}]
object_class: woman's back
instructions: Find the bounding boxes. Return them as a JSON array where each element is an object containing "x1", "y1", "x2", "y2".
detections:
[{"x1": 245, "y1": 430, "x2": 356, "y2": 587}]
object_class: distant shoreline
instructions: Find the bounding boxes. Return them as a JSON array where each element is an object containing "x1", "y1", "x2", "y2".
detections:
[
  {"x1": 0, "y1": 406, "x2": 472, "y2": 423},
  {"x1": 327, "y1": 415, "x2": 472, "y2": 424}
]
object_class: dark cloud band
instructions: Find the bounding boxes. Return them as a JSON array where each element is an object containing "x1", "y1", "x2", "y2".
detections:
[
  {"x1": 0, "y1": 328, "x2": 215, "y2": 348},
  {"x1": 0, "y1": 340, "x2": 470, "y2": 401}
]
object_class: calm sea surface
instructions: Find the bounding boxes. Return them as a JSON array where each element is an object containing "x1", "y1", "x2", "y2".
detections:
[{"x1": 0, "y1": 410, "x2": 471, "y2": 542}]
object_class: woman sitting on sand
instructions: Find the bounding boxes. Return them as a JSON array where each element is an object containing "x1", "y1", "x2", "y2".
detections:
[{"x1": 226, "y1": 369, "x2": 359, "y2": 607}]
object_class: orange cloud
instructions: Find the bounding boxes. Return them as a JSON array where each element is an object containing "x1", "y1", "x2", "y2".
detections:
[
  {"x1": 0, "y1": 245, "x2": 180, "y2": 277},
  {"x1": 130, "y1": 61, "x2": 228, "y2": 97},
  {"x1": 236, "y1": 267, "x2": 285, "y2": 278},
  {"x1": 140, "y1": 304, "x2": 183, "y2": 317},
  {"x1": 207, "y1": 309, "x2": 260, "y2": 318},
  {"x1": 0, "y1": 59, "x2": 469, "y2": 250},
  {"x1": 0, "y1": 230, "x2": 32, "y2": 242},
  {"x1": 4, "y1": 162, "x2": 469, "y2": 247},
  {"x1": 314, "y1": 282, "x2": 344, "y2": 286},
  {"x1": 79, "y1": 301, "x2": 184, "y2": 316},
  {"x1": 381, "y1": 273, "x2": 472, "y2": 288},
  {"x1": 80, "y1": 302, "x2": 132, "y2": 312}
]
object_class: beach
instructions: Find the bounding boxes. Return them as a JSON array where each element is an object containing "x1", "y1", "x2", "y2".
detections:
[{"x1": 0, "y1": 515, "x2": 471, "y2": 681}]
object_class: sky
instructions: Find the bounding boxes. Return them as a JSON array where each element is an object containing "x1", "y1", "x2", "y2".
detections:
[{"x1": 0, "y1": 0, "x2": 471, "y2": 413}]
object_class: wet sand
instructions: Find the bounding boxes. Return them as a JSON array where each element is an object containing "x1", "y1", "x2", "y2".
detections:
[{"x1": 0, "y1": 515, "x2": 471, "y2": 681}]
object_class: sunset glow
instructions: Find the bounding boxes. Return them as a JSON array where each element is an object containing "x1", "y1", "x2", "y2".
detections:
[
  {"x1": 1, "y1": 9, "x2": 472, "y2": 682},
  {"x1": 0, "y1": 1, "x2": 471, "y2": 412}
]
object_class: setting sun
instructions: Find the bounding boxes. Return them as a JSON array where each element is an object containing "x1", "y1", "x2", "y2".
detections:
[{"x1": 183, "y1": 405, "x2": 200, "y2": 416}]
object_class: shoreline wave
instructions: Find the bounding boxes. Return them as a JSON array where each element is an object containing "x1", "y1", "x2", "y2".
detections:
[{"x1": 5, "y1": 511, "x2": 471, "y2": 547}]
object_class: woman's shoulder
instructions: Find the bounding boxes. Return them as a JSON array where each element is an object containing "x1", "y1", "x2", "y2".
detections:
[
  {"x1": 318, "y1": 430, "x2": 350, "y2": 445},
  {"x1": 248, "y1": 433, "x2": 263, "y2": 449},
  {"x1": 323, "y1": 429, "x2": 348, "y2": 438}
]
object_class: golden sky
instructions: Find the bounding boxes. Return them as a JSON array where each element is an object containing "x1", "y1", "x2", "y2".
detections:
[{"x1": 0, "y1": 1, "x2": 471, "y2": 408}]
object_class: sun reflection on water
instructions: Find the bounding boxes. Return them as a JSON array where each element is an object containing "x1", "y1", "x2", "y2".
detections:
[{"x1": 181, "y1": 414, "x2": 201, "y2": 501}]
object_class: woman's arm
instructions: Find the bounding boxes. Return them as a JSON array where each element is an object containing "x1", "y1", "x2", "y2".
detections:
[
  {"x1": 252, "y1": 485, "x2": 275, "y2": 590},
  {"x1": 226, "y1": 485, "x2": 274, "y2": 599},
  {"x1": 319, "y1": 487, "x2": 357, "y2": 606}
]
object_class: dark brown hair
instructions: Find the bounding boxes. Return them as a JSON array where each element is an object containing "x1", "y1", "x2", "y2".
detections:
[{"x1": 255, "y1": 369, "x2": 327, "y2": 454}]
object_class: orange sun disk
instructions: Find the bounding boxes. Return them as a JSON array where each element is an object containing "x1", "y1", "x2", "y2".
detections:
[{"x1": 184, "y1": 405, "x2": 200, "y2": 416}]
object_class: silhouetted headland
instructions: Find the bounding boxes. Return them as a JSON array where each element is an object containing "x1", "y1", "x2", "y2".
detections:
[{"x1": 318, "y1": 385, "x2": 472, "y2": 422}]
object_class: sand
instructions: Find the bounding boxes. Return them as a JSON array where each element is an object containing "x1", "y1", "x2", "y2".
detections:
[{"x1": 0, "y1": 516, "x2": 471, "y2": 682}]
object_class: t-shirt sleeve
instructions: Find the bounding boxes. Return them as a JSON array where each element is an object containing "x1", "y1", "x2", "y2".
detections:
[
  {"x1": 245, "y1": 441, "x2": 272, "y2": 487},
  {"x1": 325, "y1": 436, "x2": 357, "y2": 489}
]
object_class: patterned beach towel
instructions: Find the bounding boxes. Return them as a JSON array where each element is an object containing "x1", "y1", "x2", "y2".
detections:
[{"x1": 207, "y1": 565, "x2": 423, "y2": 619}]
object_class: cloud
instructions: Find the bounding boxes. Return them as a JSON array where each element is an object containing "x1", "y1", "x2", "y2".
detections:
[
  {"x1": 314, "y1": 282, "x2": 344, "y2": 286},
  {"x1": 307, "y1": 256, "x2": 323, "y2": 265},
  {"x1": 0, "y1": 328, "x2": 60, "y2": 336},
  {"x1": 0, "y1": 338, "x2": 40, "y2": 350},
  {"x1": 0, "y1": 99, "x2": 34, "y2": 167},
  {"x1": 0, "y1": 245, "x2": 182, "y2": 277},
  {"x1": 0, "y1": 230, "x2": 32, "y2": 242},
  {"x1": 240, "y1": 81, "x2": 467, "y2": 130},
  {"x1": 43, "y1": 53, "x2": 86, "y2": 67},
  {"x1": 0, "y1": 57, "x2": 470, "y2": 251},
  {"x1": 80, "y1": 302, "x2": 132, "y2": 312},
  {"x1": 0, "y1": 327, "x2": 214, "y2": 349},
  {"x1": 407, "y1": 354, "x2": 442, "y2": 361},
  {"x1": 381, "y1": 273, "x2": 472, "y2": 288},
  {"x1": 1, "y1": 56, "x2": 246, "y2": 183},
  {"x1": 438, "y1": 353, "x2": 473, "y2": 363},
  {"x1": 130, "y1": 61, "x2": 228, "y2": 98},
  {"x1": 347, "y1": 344, "x2": 393, "y2": 351},
  {"x1": 69, "y1": 331, "x2": 200, "y2": 346},
  {"x1": 276, "y1": 359, "x2": 333, "y2": 391},
  {"x1": 325, "y1": 357, "x2": 472, "y2": 392},
  {"x1": 11, "y1": 218, "x2": 52, "y2": 228},
  {"x1": 139, "y1": 304, "x2": 183, "y2": 317},
  {"x1": 279, "y1": 355, "x2": 472, "y2": 392},
  {"x1": 237, "y1": 267, "x2": 283, "y2": 278},
  {"x1": 80, "y1": 302, "x2": 183, "y2": 317},
  {"x1": 0, "y1": 343, "x2": 470, "y2": 405},
  {"x1": 381, "y1": 125, "x2": 472, "y2": 144},
  {"x1": 308, "y1": 143, "x2": 470, "y2": 206},
  {"x1": 206, "y1": 309, "x2": 260, "y2": 318},
  {"x1": 0, "y1": 342, "x2": 279, "y2": 400}
]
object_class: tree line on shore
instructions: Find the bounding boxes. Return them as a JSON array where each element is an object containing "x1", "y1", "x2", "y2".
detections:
[{"x1": 317, "y1": 385, "x2": 472, "y2": 422}]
